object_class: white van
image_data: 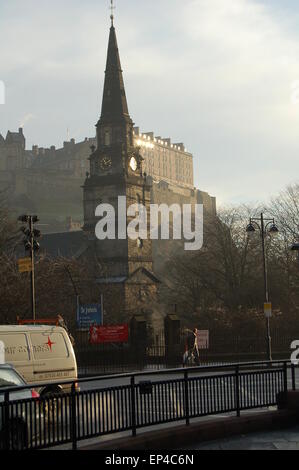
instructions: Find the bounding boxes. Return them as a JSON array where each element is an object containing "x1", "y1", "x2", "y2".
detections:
[{"x1": 0, "y1": 325, "x2": 78, "y2": 396}]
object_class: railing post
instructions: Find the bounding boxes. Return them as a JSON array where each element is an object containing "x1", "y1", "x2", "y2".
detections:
[
  {"x1": 71, "y1": 383, "x2": 77, "y2": 451},
  {"x1": 291, "y1": 362, "x2": 296, "y2": 391},
  {"x1": 283, "y1": 362, "x2": 288, "y2": 394},
  {"x1": 235, "y1": 365, "x2": 240, "y2": 417},
  {"x1": 4, "y1": 390, "x2": 9, "y2": 450},
  {"x1": 184, "y1": 370, "x2": 190, "y2": 426},
  {"x1": 130, "y1": 376, "x2": 137, "y2": 437}
]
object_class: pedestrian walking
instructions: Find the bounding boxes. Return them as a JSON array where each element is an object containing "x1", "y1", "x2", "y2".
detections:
[{"x1": 192, "y1": 328, "x2": 200, "y2": 365}]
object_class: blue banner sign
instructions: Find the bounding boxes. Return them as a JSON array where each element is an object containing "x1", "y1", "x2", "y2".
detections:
[{"x1": 77, "y1": 304, "x2": 102, "y2": 329}]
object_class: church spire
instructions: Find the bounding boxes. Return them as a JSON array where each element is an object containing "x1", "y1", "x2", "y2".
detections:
[
  {"x1": 110, "y1": 0, "x2": 115, "y2": 26},
  {"x1": 99, "y1": 5, "x2": 131, "y2": 125}
]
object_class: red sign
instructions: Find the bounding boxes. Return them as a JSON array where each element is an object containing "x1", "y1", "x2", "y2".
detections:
[{"x1": 89, "y1": 324, "x2": 129, "y2": 344}]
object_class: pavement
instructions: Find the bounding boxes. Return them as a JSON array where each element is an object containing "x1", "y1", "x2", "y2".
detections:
[
  {"x1": 49, "y1": 410, "x2": 277, "y2": 450},
  {"x1": 79, "y1": 409, "x2": 298, "y2": 451},
  {"x1": 182, "y1": 426, "x2": 299, "y2": 450}
]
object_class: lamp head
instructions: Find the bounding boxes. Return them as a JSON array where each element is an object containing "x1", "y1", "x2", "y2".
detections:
[
  {"x1": 246, "y1": 223, "x2": 256, "y2": 235},
  {"x1": 269, "y1": 224, "x2": 279, "y2": 236}
]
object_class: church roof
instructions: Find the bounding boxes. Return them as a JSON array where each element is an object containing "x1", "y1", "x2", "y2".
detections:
[
  {"x1": 96, "y1": 276, "x2": 127, "y2": 284},
  {"x1": 100, "y1": 24, "x2": 131, "y2": 124},
  {"x1": 96, "y1": 268, "x2": 160, "y2": 286},
  {"x1": 128, "y1": 267, "x2": 160, "y2": 284},
  {"x1": 40, "y1": 231, "x2": 87, "y2": 258}
]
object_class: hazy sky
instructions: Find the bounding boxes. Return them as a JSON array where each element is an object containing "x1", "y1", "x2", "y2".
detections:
[{"x1": 1, "y1": 0, "x2": 299, "y2": 206}]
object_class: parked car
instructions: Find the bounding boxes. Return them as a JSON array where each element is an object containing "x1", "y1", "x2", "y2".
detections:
[
  {"x1": 0, "y1": 364, "x2": 41, "y2": 450},
  {"x1": 0, "y1": 325, "x2": 78, "y2": 397}
]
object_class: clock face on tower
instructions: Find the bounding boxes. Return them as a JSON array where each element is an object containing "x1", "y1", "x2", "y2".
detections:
[
  {"x1": 100, "y1": 156, "x2": 112, "y2": 171},
  {"x1": 129, "y1": 156, "x2": 138, "y2": 172}
]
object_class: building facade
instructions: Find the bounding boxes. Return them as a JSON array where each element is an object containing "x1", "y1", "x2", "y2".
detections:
[{"x1": 134, "y1": 128, "x2": 194, "y2": 189}]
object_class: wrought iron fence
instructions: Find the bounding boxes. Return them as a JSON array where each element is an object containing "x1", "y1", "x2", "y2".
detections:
[
  {"x1": 73, "y1": 329, "x2": 297, "y2": 376},
  {"x1": 0, "y1": 360, "x2": 295, "y2": 450}
]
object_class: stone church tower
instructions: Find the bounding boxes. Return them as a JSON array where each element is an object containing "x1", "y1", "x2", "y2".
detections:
[{"x1": 83, "y1": 16, "x2": 159, "y2": 323}]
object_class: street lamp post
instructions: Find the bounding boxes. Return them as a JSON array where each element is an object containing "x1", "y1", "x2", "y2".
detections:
[
  {"x1": 246, "y1": 213, "x2": 279, "y2": 361},
  {"x1": 18, "y1": 215, "x2": 41, "y2": 320}
]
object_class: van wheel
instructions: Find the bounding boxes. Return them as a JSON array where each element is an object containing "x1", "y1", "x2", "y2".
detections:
[
  {"x1": 42, "y1": 389, "x2": 62, "y2": 422},
  {"x1": 6, "y1": 420, "x2": 27, "y2": 450}
]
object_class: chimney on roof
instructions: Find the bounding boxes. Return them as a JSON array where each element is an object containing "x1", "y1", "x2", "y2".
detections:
[
  {"x1": 174, "y1": 143, "x2": 185, "y2": 152},
  {"x1": 32, "y1": 145, "x2": 38, "y2": 155},
  {"x1": 144, "y1": 132, "x2": 154, "y2": 140},
  {"x1": 19, "y1": 127, "x2": 23, "y2": 135}
]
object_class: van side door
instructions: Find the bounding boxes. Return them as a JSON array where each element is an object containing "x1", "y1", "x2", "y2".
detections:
[{"x1": 30, "y1": 331, "x2": 75, "y2": 384}]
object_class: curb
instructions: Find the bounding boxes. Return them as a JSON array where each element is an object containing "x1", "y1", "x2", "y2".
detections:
[{"x1": 81, "y1": 410, "x2": 298, "y2": 450}]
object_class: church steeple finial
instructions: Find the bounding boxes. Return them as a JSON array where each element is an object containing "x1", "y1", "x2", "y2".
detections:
[
  {"x1": 110, "y1": 0, "x2": 115, "y2": 27},
  {"x1": 98, "y1": 3, "x2": 131, "y2": 127}
]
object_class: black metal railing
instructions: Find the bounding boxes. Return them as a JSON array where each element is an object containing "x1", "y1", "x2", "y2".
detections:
[{"x1": 0, "y1": 360, "x2": 296, "y2": 450}]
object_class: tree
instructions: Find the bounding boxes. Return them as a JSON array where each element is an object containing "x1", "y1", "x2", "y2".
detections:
[
  {"x1": 160, "y1": 196, "x2": 299, "y2": 336},
  {"x1": 0, "y1": 190, "x2": 20, "y2": 255},
  {"x1": 268, "y1": 183, "x2": 299, "y2": 319},
  {"x1": 161, "y1": 206, "x2": 264, "y2": 315}
]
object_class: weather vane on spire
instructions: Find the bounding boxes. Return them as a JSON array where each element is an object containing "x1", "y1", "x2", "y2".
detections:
[{"x1": 110, "y1": 0, "x2": 115, "y2": 26}]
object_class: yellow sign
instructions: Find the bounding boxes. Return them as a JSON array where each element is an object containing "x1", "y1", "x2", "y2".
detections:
[
  {"x1": 18, "y1": 257, "x2": 32, "y2": 273},
  {"x1": 264, "y1": 302, "x2": 272, "y2": 318}
]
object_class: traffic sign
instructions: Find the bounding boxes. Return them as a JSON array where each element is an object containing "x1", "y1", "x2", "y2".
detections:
[
  {"x1": 77, "y1": 304, "x2": 102, "y2": 329},
  {"x1": 18, "y1": 257, "x2": 32, "y2": 273},
  {"x1": 264, "y1": 302, "x2": 272, "y2": 318}
]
